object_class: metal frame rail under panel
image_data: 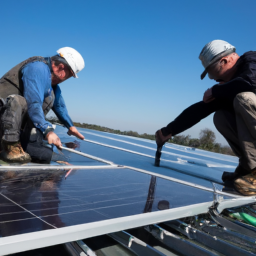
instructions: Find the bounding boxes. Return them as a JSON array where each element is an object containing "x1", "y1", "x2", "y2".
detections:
[
  {"x1": 108, "y1": 230, "x2": 166, "y2": 256},
  {"x1": 144, "y1": 224, "x2": 219, "y2": 256},
  {"x1": 165, "y1": 219, "x2": 254, "y2": 256}
]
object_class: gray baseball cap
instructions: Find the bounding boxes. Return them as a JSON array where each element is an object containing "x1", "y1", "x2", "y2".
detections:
[{"x1": 199, "y1": 40, "x2": 236, "y2": 80}]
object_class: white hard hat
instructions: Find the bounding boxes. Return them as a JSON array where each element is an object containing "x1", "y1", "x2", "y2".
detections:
[
  {"x1": 199, "y1": 40, "x2": 236, "y2": 80},
  {"x1": 57, "y1": 47, "x2": 85, "y2": 78}
]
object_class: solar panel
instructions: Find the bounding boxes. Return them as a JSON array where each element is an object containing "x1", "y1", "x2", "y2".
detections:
[
  {"x1": 0, "y1": 125, "x2": 255, "y2": 255},
  {"x1": 0, "y1": 166, "x2": 214, "y2": 238},
  {"x1": 56, "y1": 126, "x2": 236, "y2": 187}
]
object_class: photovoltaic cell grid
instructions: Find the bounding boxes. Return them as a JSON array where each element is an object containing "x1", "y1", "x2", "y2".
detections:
[
  {"x1": 57, "y1": 125, "x2": 238, "y2": 187},
  {"x1": 0, "y1": 125, "x2": 240, "y2": 240},
  {"x1": 0, "y1": 167, "x2": 213, "y2": 237}
]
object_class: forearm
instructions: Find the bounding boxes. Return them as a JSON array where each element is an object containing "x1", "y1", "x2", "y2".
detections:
[
  {"x1": 53, "y1": 108, "x2": 73, "y2": 128},
  {"x1": 161, "y1": 100, "x2": 226, "y2": 136},
  {"x1": 212, "y1": 78, "x2": 254, "y2": 101},
  {"x1": 52, "y1": 85, "x2": 73, "y2": 129}
]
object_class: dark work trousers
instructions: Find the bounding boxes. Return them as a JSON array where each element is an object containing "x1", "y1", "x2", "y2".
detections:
[
  {"x1": 214, "y1": 92, "x2": 256, "y2": 171},
  {"x1": 0, "y1": 93, "x2": 54, "y2": 163},
  {"x1": 162, "y1": 92, "x2": 256, "y2": 172}
]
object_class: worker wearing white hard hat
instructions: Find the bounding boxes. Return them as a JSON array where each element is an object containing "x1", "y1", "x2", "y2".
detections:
[
  {"x1": 155, "y1": 39, "x2": 256, "y2": 196},
  {"x1": 0, "y1": 47, "x2": 85, "y2": 164},
  {"x1": 57, "y1": 47, "x2": 85, "y2": 78}
]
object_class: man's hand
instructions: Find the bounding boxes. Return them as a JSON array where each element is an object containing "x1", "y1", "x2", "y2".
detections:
[
  {"x1": 67, "y1": 126, "x2": 85, "y2": 140},
  {"x1": 45, "y1": 131, "x2": 62, "y2": 148},
  {"x1": 203, "y1": 87, "x2": 215, "y2": 103}
]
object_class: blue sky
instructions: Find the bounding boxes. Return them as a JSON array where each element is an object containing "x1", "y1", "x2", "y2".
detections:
[{"x1": 1, "y1": 0, "x2": 256, "y2": 144}]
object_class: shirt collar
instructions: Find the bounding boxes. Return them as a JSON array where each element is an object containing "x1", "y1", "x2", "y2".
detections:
[{"x1": 43, "y1": 57, "x2": 53, "y2": 73}]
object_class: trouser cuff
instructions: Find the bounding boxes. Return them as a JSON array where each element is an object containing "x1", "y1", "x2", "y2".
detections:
[{"x1": 2, "y1": 132, "x2": 20, "y2": 143}]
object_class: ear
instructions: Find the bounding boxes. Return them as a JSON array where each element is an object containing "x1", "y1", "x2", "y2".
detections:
[
  {"x1": 220, "y1": 57, "x2": 228, "y2": 65},
  {"x1": 58, "y1": 63, "x2": 65, "y2": 70}
]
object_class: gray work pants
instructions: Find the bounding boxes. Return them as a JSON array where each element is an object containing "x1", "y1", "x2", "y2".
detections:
[
  {"x1": 0, "y1": 93, "x2": 55, "y2": 163},
  {"x1": 1, "y1": 95, "x2": 27, "y2": 143},
  {"x1": 214, "y1": 92, "x2": 256, "y2": 171},
  {"x1": 0, "y1": 92, "x2": 54, "y2": 143}
]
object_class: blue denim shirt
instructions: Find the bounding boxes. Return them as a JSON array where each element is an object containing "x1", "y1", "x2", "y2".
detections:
[{"x1": 21, "y1": 61, "x2": 73, "y2": 133}]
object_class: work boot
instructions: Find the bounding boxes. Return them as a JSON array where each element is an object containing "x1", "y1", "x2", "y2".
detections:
[
  {"x1": 155, "y1": 129, "x2": 172, "y2": 147},
  {"x1": 234, "y1": 169, "x2": 256, "y2": 196},
  {"x1": 0, "y1": 141, "x2": 31, "y2": 163},
  {"x1": 222, "y1": 165, "x2": 250, "y2": 182}
]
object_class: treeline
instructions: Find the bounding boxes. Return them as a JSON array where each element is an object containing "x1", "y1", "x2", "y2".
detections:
[
  {"x1": 73, "y1": 122, "x2": 156, "y2": 140},
  {"x1": 170, "y1": 129, "x2": 235, "y2": 156},
  {"x1": 46, "y1": 116, "x2": 234, "y2": 156}
]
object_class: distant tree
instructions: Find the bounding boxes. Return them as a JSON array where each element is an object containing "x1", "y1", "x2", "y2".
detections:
[
  {"x1": 221, "y1": 145, "x2": 235, "y2": 156},
  {"x1": 188, "y1": 138, "x2": 200, "y2": 148},
  {"x1": 171, "y1": 135, "x2": 191, "y2": 146},
  {"x1": 199, "y1": 128, "x2": 216, "y2": 150},
  {"x1": 213, "y1": 142, "x2": 222, "y2": 153}
]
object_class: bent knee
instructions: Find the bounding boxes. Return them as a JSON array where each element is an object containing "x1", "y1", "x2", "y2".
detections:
[
  {"x1": 7, "y1": 94, "x2": 25, "y2": 100},
  {"x1": 233, "y1": 92, "x2": 256, "y2": 109},
  {"x1": 6, "y1": 94, "x2": 27, "y2": 110}
]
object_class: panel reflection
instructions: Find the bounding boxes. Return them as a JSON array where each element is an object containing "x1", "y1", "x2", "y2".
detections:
[{"x1": 0, "y1": 168, "x2": 213, "y2": 237}]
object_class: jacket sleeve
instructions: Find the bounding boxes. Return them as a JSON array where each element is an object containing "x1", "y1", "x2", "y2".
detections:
[
  {"x1": 22, "y1": 62, "x2": 53, "y2": 134},
  {"x1": 52, "y1": 85, "x2": 74, "y2": 129},
  {"x1": 212, "y1": 78, "x2": 253, "y2": 101}
]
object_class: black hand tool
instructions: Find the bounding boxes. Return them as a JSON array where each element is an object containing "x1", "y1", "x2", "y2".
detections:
[{"x1": 154, "y1": 145, "x2": 162, "y2": 167}]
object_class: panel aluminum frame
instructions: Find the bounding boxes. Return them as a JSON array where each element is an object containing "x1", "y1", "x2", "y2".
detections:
[{"x1": 0, "y1": 201, "x2": 213, "y2": 255}]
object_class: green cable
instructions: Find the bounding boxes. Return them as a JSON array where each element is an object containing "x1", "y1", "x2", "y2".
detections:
[
  {"x1": 239, "y1": 212, "x2": 256, "y2": 227},
  {"x1": 229, "y1": 212, "x2": 243, "y2": 221},
  {"x1": 229, "y1": 212, "x2": 256, "y2": 227}
]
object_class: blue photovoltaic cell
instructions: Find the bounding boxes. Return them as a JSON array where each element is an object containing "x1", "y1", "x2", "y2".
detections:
[
  {"x1": 55, "y1": 126, "x2": 227, "y2": 186},
  {"x1": 56, "y1": 126, "x2": 238, "y2": 185},
  {"x1": 0, "y1": 167, "x2": 213, "y2": 237},
  {"x1": 0, "y1": 125, "x2": 237, "y2": 239},
  {"x1": 74, "y1": 127, "x2": 238, "y2": 164}
]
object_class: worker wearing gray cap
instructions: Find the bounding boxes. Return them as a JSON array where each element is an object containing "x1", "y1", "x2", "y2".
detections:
[{"x1": 155, "y1": 39, "x2": 256, "y2": 196}]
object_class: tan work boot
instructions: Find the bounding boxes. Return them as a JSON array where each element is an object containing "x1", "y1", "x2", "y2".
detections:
[
  {"x1": 0, "y1": 141, "x2": 31, "y2": 163},
  {"x1": 234, "y1": 169, "x2": 256, "y2": 196},
  {"x1": 155, "y1": 129, "x2": 172, "y2": 147}
]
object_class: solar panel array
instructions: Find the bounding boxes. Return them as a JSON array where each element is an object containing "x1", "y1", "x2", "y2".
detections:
[{"x1": 0, "y1": 125, "x2": 252, "y2": 255}]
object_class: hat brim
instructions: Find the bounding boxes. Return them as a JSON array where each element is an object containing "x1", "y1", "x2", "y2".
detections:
[
  {"x1": 201, "y1": 69, "x2": 207, "y2": 80},
  {"x1": 70, "y1": 68, "x2": 78, "y2": 78}
]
